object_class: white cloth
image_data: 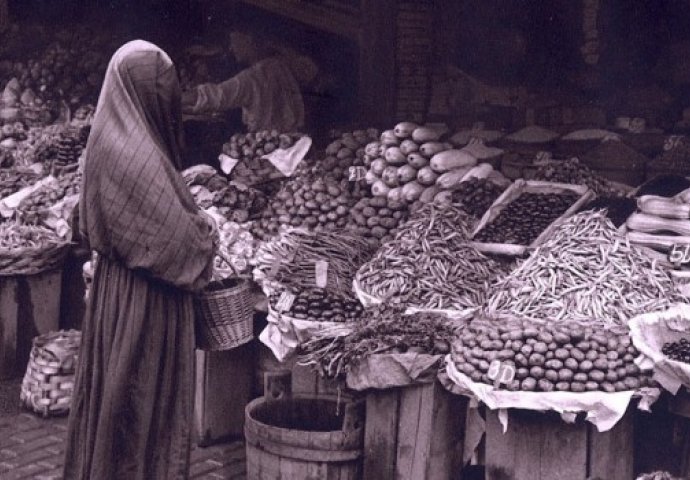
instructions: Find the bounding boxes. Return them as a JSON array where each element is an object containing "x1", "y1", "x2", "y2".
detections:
[{"x1": 188, "y1": 57, "x2": 304, "y2": 132}]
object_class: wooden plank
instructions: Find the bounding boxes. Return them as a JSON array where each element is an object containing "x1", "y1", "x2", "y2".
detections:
[
  {"x1": 292, "y1": 363, "x2": 318, "y2": 396},
  {"x1": 0, "y1": 278, "x2": 18, "y2": 379},
  {"x1": 486, "y1": 409, "x2": 588, "y2": 480},
  {"x1": 485, "y1": 408, "x2": 518, "y2": 480},
  {"x1": 588, "y1": 409, "x2": 634, "y2": 480},
  {"x1": 27, "y1": 270, "x2": 62, "y2": 343},
  {"x1": 427, "y1": 384, "x2": 466, "y2": 480},
  {"x1": 363, "y1": 389, "x2": 400, "y2": 480},
  {"x1": 395, "y1": 384, "x2": 429, "y2": 479},
  {"x1": 193, "y1": 342, "x2": 254, "y2": 446},
  {"x1": 537, "y1": 412, "x2": 586, "y2": 480}
]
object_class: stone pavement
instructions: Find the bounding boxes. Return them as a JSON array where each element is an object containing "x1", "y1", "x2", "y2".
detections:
[{"x1": 0, "y1": 412, "x2": 247, "y2": 479}]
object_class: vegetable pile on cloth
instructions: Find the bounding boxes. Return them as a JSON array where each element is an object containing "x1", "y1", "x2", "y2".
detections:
[
  {"x1": 355, "y1": 202, "x2": 509, "y2": 311},
  {"x1": 254, "y1": 228, "x2": 377, "y2": 297},
  {"x1": 298, "y1": 305, "x2": 458, "y2": 382},
  {"x1": 485, "y1": 210, "x2": 686, "y2": 326}
]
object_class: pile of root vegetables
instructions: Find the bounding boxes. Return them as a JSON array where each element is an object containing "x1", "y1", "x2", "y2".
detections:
[{"x1": 450, "y1": 319, "x2": 654, "y2": 393}]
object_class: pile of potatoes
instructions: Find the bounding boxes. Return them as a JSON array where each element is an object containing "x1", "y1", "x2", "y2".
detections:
[
  {"x1": 451, "y1": 320, "x2": 654, "y2": 393},
  {"x1": 222, "y1": 130, "x2": 304, "y2": 184},
  {"x1": 252, "y1": 175, "x2": 353, "y2": 240},
  {"x1": 318, "y1": 128, "x2": 379, "y2": 182},
  {"x1": 346, "y1": 195, "x2": 410, "y2": 243}
]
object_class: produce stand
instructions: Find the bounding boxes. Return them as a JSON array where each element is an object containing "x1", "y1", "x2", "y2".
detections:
[{"x1": 5, "y1": 17, "x2": 690, "y2": 476}]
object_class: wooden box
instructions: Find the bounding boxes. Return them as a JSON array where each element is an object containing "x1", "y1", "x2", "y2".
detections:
[
  {"x1": 363, "y1": 380, "x2": 467, "y2": 480},
  {"x1": 194, "y1": 341, "x2": 255, "y2": 447},
  {"x1": 0, "y1": 269, "x2": 63, "y2": 379},
  {"x1": 470, "y1": 180, "x2": 594, "y2": 257},
  {"x1": 485, "y1": 408, "x2": 634, "y2": 480}
]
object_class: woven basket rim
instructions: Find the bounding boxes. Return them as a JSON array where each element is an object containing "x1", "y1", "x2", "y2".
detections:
[{"x1": 0, "y1": 240, "x2": 71, "y2": 276}]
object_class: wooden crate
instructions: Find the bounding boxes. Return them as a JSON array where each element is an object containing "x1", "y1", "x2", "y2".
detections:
[
  {"x1": 194, "y1": 341, "x2": 255, "y2": 447},
  {"x1": 0, "y1": 269, "x2": 63, "y2": 379},
  {"x1": 363, "y1": 380, "x2": 467, "y2": 480},
  {"x1": 485, "y1": 407, "x2": 634, "y2": 480}
]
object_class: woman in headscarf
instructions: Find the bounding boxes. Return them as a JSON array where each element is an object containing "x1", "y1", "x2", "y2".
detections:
[{"x1": 63, "y1": 40, "x2": 217, "y2": 480}]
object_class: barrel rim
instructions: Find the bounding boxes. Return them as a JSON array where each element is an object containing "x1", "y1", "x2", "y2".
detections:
[{"x1": 244, "y1": 394, "x2": 363, "y2": 444}]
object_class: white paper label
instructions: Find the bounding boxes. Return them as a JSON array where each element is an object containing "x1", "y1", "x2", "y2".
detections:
[
  {"x1": 488, "y1": 360, "x2": 516, "y2": 387},
  {"x1": 315, "y1": 260, "x2": 328, "y2": 289},
  {"x1": 348, "y1": 166, "x2": 367, "y2": 182},
  {"x1": 669, "y1": 244, "x2": 690, "y2": 265},
  {"x1": 276, "y1": 291, "x2": 296, "y2": 312},
  {"x1": 665, "y1": 135, "x2": 685, "y2": 152}
]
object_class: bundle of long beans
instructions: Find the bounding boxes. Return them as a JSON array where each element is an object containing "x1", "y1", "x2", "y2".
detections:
[
  {"x1": 254, "y1": 228, "x2": 377, "y2": 297},
  {"x1": 486, "y1": 210, "x2": 685, "y2": 326},
  {"x1": 298, "y1": 305, "x2": 458, "y2": 379},
  {"x1": 356, "y1": 203, "x2": 509, "y2": 310}
]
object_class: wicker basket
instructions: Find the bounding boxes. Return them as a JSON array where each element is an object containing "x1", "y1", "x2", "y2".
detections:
[
  {"x1": 20, "y1": 329, "x2": 81, "y2": 417},
  {"x1": 0, "y1": 240, "x2": 71, "y2": 276},
  {"x1": 195, "y1": 277, "x2": 254, "y2": 351}
]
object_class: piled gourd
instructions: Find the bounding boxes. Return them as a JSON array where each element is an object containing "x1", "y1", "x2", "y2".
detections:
[
  {"x1": 363, "y1": 122, "x2": 481, "y2": 206},
  {"x1": 318, "y1": 128, "x2": 379, "y2": 182},
  {"x1": 252, "y1": 175, "x2": 353, "y2": 240},
  {"x1": 221, "y1": 130, "x2": 305, "y2": 184},
  {"x1": 625, "y1": 188, "x2": 690, "y2": 253},
  {"x1": 451, "y1": 320, "x2": 653, "y2": 392}
]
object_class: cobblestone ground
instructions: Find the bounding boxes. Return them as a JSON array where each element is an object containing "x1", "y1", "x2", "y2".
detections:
[{"x1": 0, "y1": 411, "x2": 247, "y2": 479}]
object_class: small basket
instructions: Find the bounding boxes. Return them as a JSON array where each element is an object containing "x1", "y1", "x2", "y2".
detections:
[
  {"x1": 195, "y1": 277, "x2": 254, "y2": 350},
  {"x1": 20, "y1": 329, "x2": 81, "y2": 417}
]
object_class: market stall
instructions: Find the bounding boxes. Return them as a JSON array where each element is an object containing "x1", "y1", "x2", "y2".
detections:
[{"x1": 6, "y1": 3, "x2": 690, "y2": 480}]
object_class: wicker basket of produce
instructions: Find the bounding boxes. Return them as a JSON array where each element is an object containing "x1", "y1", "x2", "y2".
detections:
[
  {"x1": 20, "y1": 329, "x2": 81, "y2": 417},
  {"x1": 195, "y1": 275, "x2": 254, "y2": 351},
  {"x1": 0, "y1": 224, "x2": 71, "y2": 276}
]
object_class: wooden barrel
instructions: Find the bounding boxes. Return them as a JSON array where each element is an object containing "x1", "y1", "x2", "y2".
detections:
[{"x1": 245, "y1": 394, "x2": 364, "y2": 479}]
